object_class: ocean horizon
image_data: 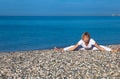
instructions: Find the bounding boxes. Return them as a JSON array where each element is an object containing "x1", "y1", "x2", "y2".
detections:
[{"x1": 0, "y1": 16, "x2": 120, "y2": 52}]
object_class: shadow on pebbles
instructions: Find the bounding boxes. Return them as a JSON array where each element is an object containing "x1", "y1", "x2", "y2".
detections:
[{"x1": 0, "y1": 46, "x2": 120, "y2": 79}]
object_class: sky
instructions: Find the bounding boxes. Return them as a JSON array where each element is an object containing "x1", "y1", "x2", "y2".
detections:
[{"x1": 0, "y1": 0, "x2": 120, "y2": 16}]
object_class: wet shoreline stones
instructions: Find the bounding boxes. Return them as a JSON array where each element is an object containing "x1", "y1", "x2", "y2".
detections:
[{"x1": 0, "y1": 45, "x2": 120, "y2": 79}]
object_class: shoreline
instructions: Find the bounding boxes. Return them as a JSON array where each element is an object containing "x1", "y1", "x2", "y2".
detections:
[
  {"x1": 0, "y1": 44, "x2": 120, "y2": 53},
  {"x1": 0, "y1": 44, "x2": 120, "y2": 78}
]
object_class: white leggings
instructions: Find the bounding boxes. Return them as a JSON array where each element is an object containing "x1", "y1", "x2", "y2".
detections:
[{"x1": 64, "y1": 45, "x2": 111, "y2": 51}]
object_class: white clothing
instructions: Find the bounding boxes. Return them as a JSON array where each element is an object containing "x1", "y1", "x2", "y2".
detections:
[
  {"x1": 63, "y1": 38, "x2": 111, "y2": 51},
  {"x1": 78, "y1": 38, "x2": 95, "y2": 49}
]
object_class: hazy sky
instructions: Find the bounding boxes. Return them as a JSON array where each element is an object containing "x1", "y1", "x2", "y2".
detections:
[{"x1": 0, "y1": 0, "x2": 120, "y2": 16}]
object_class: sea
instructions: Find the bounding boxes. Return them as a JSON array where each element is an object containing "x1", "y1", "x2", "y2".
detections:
[{"x1": 0, "y1": 16, "x2": 120, "y2": 52}]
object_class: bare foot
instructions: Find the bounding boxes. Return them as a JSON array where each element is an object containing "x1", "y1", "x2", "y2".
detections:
[
  {"x1": 54, "y1": 47, "x2": 64, "y2": 53},
  {"x1": 111, "y1": 48, "x2": 120, "y2": 53},
  {"x1": 116, "y1": 48, "x2": 120, "y2": 52}
]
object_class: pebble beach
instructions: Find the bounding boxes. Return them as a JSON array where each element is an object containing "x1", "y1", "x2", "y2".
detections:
[{"x1": 0, "y1": 45, "x2": 120, "y2": 79}]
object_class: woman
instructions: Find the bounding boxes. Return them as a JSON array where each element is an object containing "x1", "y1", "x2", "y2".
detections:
[{"x1": 54, "y1": 32, "x2": 119, "y2": 52}]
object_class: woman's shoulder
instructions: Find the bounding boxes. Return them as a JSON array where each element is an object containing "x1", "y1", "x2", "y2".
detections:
[
  {"x1": 90, "y1": 38, "x2": 96, "y2": 44},
  {"x1": 78, "y1": 39, "x2": 84, "y2": 44},
  {"x1": 78, "y1": 39, "x2": 83, "y2": 42},
  {"x1": 90, "y1": 38, "x2": 95, "y2": 41}
]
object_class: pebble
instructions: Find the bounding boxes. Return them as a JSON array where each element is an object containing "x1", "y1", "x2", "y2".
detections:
[{"x1": 0, "y1": 45, "x2": 120, "y2": 79}]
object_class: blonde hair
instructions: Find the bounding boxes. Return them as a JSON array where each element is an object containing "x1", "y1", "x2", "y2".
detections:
[{"x1": 81, "y1": 32, "x2": 90, "y2": 40}]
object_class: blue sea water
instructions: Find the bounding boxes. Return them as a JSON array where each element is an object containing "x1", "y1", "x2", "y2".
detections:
[{"x1": 0, "y1": 16, "x2": 120, "y2": 52}]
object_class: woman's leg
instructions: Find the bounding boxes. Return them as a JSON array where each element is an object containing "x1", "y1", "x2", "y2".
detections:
[
  {"x1": 63, "y1": 45, "x2": 75, "y2": 51},
  {"x1": 54, "y1": 45, "x2": 75, "y2": 52},
  {"x1": 100, "y1": 45, "x2": 112, "y2": 51},
  {"x1": 54, "y1": 45, "x2": 79, "y2": 52},
  {"x1": 92, "y1": 46, "x2": 99, "y2": 50},
  {"x1": 92, "y1": 45, "x2": 112, "y2": 51}
]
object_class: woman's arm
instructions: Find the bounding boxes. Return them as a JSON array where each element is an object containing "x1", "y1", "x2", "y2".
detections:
[
  {"x1": 94, "y1": 43, "x2": 105, "y2": 51},
  {"x1": 68, "y1": 43, "x2": 79, "y2": 51}
]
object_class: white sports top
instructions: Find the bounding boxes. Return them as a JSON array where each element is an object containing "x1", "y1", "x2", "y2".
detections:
[{"x1": 77, "y1": 38, "x2": 96, "y2": 49}]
